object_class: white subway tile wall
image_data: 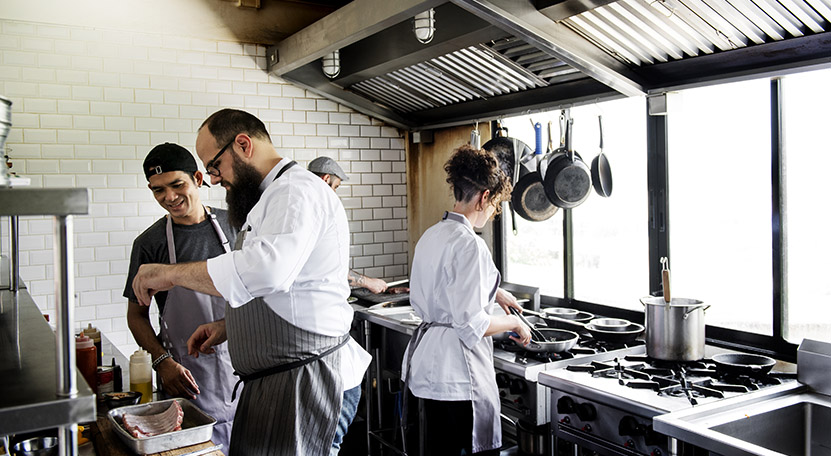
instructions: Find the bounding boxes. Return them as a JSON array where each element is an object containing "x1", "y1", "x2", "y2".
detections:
[{"x1": 0, "y1": 19, "x2": 409, "y2": 356}]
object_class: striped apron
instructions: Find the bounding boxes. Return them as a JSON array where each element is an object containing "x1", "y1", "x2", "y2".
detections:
[
  {"x1": 225, "y1": 161, "x2": 348, "y2": 455},
  {"x1": 160, "y1": 208, "x2": 237, "y2": 450}
]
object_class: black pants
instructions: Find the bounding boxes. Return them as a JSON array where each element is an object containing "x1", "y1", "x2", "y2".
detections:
[{"x1": 421, "y1": 399, "x2": 500, "y2": 456}]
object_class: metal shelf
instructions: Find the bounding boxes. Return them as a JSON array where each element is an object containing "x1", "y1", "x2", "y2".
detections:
[
  {"x1": 0, "y1": 282, "x2": 96, "y2": 435},
  {"x1": 0, "y1": 187, "x2": 91, "y2": 455}
]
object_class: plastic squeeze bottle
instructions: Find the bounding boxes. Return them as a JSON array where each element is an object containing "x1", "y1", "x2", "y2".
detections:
[
  {"x1": 84, "y1": 323, "x2": 102, "y2": 366},
  {"x1": 75, "y1": 331, "x2": 97, "y2": 394},
  {"x1": 129, "y1": 349, "x2": 153, "y2": 404}
]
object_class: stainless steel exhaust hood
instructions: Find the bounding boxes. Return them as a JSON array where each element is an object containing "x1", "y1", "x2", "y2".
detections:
[{"x1": 268, "y1": 0, "x2": 831, "y2": 130}]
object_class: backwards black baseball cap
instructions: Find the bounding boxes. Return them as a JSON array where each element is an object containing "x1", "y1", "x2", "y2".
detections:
[{"x1": 143, "y1": 143, "x2": 208, "y2": 186}]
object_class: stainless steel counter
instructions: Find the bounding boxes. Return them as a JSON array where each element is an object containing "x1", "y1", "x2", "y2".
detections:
[
  {"x1": 352, "y1": 304, "x2": 417, "y2": 336},
  {"x1": 0, "y1": 276, "x2": 96, "y2": 436}
]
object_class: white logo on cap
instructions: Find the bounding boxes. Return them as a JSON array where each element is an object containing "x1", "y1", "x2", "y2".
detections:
[{"x1": 153, "y1": 166, "x2": 163, "y2": 175}]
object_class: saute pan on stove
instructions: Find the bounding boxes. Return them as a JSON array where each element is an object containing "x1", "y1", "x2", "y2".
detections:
[
  {"x1": 523, "y1": 309, "x2": 644, "y2": 344},
  {"x1": 509, "y1": 307, "x2": 579, "y2": 353},
  {"x1": 711, "y1": 353, "x2": 776, "y2": 375}
]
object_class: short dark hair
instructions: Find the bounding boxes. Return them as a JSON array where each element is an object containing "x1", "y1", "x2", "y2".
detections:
[
  {"x1": 445, "y1": 144, "x2": 512, "y2": 210},
  {"x1": 200, "y1": 109, "x2": 272, "y2": 147}
]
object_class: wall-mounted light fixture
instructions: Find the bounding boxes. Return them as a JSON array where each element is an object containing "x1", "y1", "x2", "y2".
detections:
[
  {"x1": 322, "y1": 50, "x2": 341, "y2": 79},
  {"x1": 413, "y1": 9, "x2": 436, "y2": 44}
]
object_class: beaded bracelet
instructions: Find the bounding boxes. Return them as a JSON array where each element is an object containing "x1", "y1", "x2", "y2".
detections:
[{"x1": 152, "y1": 351, "x2": 172, "y2": 370}]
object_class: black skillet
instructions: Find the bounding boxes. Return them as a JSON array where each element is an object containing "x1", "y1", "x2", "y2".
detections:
[
  {"x1": 591, "y1": 115, "x2": 613, "y2": 197},
  {"x1": 509, "y1": 307, "x2": 579, "y2": 353},
  {"x1": 510, "y1": 122, "x2": 557, "y2": 221},
  {"x1": 711, "y1": 353, "x2": 776, "y2": 375}
]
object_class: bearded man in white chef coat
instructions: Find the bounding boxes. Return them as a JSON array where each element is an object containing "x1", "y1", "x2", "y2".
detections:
[{"x1": 131, "y1": 109, "x2": 371, "y2": 456}]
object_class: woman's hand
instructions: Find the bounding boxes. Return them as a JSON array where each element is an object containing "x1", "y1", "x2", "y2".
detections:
[
  {"x1": 496, "y1": 288, "x2": 523, "y2": 315},
  {"x1": 509, "y1": 315, "x2": 533, "y2": 346}
]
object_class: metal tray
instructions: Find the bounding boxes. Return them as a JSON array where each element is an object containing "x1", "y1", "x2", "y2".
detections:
[{"x1": 107, "y1": 398, "x2": 216, "y2": 455}]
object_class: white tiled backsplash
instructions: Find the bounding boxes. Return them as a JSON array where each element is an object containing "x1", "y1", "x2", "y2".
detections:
[{"x1": 0, "y1": 19, "x2": 409, "y2": 356}]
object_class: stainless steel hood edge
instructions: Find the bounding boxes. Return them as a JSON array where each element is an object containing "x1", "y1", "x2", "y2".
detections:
[
  {"x1": 449, "y1": 0, "x2": 647, "y2": 96},
  {"x1": 269, "y1": 0, "x2": 445, "y2": 76}
]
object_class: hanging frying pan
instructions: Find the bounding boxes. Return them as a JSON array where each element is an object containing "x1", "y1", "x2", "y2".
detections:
[
  {"x1": 482, "y1": 131, "x2": 535, "y2": 231},
  {"x1": 508, "y1": 122, "x2": 557, "y2": 221},
  {"x1": 591, "y1": 115, "x2": 613, "y2": 197},
  {"x1": 540, "y1": 118, "x2": 592, "y2": 209}
]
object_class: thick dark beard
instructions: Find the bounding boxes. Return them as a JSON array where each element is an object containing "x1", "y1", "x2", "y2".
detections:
[{"x1": 225, "y1": 156, "x2": 264, "y2": 230}]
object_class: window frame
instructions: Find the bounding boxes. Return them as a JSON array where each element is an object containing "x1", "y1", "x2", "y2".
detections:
[{"x1": 494, "y1": 77, "x2": 799, "y2": 362}]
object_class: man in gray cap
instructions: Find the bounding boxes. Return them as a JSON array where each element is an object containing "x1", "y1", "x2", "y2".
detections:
[
  {"x1": 308, "y1": 156, "x2": 393, "y2": 294},
  {"x1": 308, "y1": 155, "x2": 350, "y2": 191},
  {"x1": 124, "y1": 143, "x2": 238, "y2": 450}
]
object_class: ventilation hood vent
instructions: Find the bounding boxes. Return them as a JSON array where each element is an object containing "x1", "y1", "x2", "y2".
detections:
[{"x1": 268, "y1": 0, "x2": 831, "y2": 130}]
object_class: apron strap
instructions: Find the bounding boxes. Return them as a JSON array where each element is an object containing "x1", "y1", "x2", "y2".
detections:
[
  {"x1": 230, "y1": 333, "x2": 350, "y2": 401},
  {"x1": 205, "y1": 206, "x2": 231, "y2": 254},
  {"x1": 274, "y1": 160, "x2": 297, "y2": 181},
  {"x1": 401, "y1": 321, "x2": 452, "y2": 456},
  {"x1": 165, "y1": 215, "x2": 177, "y2": 264}
]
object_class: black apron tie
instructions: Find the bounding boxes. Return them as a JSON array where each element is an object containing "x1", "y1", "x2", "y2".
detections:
[{"x1": 230, "y1": 334, "x2": 349, "y2": 401}]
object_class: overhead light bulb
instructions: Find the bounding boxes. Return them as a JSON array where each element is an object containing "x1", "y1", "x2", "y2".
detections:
[
  {"x1": 413, "y1": 9, "x2": 435, "y2": 44},
  {"x1": 322, "y1": 50, "x2": 340, "y2": 79}
]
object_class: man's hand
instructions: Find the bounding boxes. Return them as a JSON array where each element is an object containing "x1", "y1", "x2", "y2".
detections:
[
  {"x1": 157, "y1": 358, "x2": 200, "y2": 399},
  {"x1": 364, "y1": 277, "x2": 388, "y2": 294},
  {"x1": 496, "y1": 288, "x2": 524, "y2": 315},
  {"x1": 132, "y1": 264, "x2": 176, "y2": 307},
  {"x1": 187, "y1": 320, "x2": 227, "y2": 357}
]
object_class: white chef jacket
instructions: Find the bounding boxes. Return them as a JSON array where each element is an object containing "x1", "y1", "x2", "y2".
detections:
[
  {"x1": 404, "y1": 212, "x2": 500, "y2": 400},
  {"x1": 206, "y1": 158, "x2": 371, "y2": 389}
]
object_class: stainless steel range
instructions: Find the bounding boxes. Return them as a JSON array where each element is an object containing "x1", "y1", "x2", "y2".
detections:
[{"x1": 539, "y1": 347, "x2": 798, "y2": 456}]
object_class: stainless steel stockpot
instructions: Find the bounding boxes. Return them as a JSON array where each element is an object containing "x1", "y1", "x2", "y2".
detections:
[{"x1": 640, "y1": 296, "x2": 710, "y2": 361}]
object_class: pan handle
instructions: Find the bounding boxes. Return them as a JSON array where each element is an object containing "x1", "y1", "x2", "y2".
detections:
[
  {"x1": 683, "y1": 305, "x2": 711, "y2": 320},
  {"x1": 598, "y1": 115, "x2": 604, "y2": 152}
]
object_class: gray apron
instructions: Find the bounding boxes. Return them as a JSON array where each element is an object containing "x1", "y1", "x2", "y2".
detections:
[
  {"x1": 224, "y1": 161, "x2": 349, "y2": 456},
  {"x1": 160, "y1": 208, "x2": 237, "y2": 450},
  {"x1": 404, "y1": 211, "x2": 503, "y2": 454}
]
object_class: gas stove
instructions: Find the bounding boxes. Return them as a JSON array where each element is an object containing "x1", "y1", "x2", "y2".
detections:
[
  {"x1": 493, "y1": 335, "x2": 646, "y2": 426},
  {"x1": 539, "y1": 347, "x2": 798, "y2": 456}
]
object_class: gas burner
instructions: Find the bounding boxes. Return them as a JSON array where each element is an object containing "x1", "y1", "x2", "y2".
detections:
[{"x1": 515, "y1": 350, "x2": 575, "y2": 364}]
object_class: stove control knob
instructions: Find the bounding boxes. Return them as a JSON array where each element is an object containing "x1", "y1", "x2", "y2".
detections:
[
  {"x1": 575, "y1": 402, "x2": 597, "y2": 421},
  {"x1": 651, "y1": 450, "x2": 662, "y2": 456},
  {"x1": 624, "y1": 439, "x2": 635, "y2": 448},
  {"x1": 618, "y1": 416, "x2": 645, "y2": 436},
  {"x1": 557, "y1": 396, "x2": 575, "y2": 414},
  {"x1": 496, "y1": 373, "x2": 511, "y2": 388},
  {"x1": 509, "y1": 378, "x2": 527, "y2": 395}
]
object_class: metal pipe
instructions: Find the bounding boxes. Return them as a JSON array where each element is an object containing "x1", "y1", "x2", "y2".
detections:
[
  {"x1": 58, "y1": 424, "x2": 78, "y2": 456},
  {"x1": 54, "y1": 215, "x2": 78, "y2": 456},
  {"x1": 54, "y1": 215, "x2": 76, "y2": 398},
  {"x1": 9, "y1": 215, "x2": 19, "y2": 291}
]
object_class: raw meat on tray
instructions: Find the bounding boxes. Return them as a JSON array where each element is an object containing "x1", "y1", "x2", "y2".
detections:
[{"x1": 122, "y1": 401, "x2": 184, "y2": 438}]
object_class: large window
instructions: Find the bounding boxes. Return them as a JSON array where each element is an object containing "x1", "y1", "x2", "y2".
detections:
[
  {"x1": 667, "y1": 79, "x2": 773, "y2": 335},
  {"x1": 782, "y1": 68, "x2": 831, "y2": 344},
  {"x1": 501, "y1": 96, "x2": 648, "y2": 305}
]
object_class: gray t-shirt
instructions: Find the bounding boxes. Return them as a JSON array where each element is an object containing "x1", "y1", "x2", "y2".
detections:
[{"x1": 123, "y1": 208, "x2": 238, "y2": 313}]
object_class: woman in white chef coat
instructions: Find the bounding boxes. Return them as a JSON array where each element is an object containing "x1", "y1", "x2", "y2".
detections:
[{"x1": 403, "y1": 144, "x2": 533, "y2": 455}]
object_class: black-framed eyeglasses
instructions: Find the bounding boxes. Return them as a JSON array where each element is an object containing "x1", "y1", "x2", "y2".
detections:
[{"x1": 205, "y1": 138, "x2": 235, "y2": 177}]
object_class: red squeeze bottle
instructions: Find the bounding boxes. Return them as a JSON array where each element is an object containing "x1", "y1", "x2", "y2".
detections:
[{"x1": 75, "y1": 331, "x2": 98, "y2": 394}]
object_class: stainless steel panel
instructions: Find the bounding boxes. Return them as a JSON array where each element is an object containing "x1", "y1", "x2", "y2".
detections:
[
  {"x1": 0, "y1": 188, "x2": 89, "y2": 216},
  {"x1": 797, "y1": 338, "x2": 831, "y2": 396},
  {"x1": 0, "y1": 285, "x2": 96, "y2": 436}
]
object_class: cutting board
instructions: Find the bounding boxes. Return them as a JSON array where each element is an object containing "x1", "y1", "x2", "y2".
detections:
[{"x1": 91, "y1": 416, "x2": 224, "y2": 456}]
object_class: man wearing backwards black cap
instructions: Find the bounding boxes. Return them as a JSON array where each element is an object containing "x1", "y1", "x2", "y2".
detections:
[
  {"x1": 123, "y1": 143, "x2": 238, "y2": 450},
  {"x1": 308, "y1": 156, "x2": 401, "y2": 295}
]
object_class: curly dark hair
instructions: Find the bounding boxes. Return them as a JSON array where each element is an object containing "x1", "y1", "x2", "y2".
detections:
[{"x1": 445, "y1": 144, "x2": 512, "y2": 212}]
